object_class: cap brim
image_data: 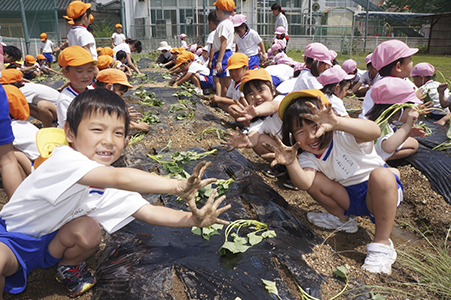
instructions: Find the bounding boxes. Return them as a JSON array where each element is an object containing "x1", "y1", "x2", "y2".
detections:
[
  {"x1": 36, "y1": 128, "x2": 68, "y2": 158},
  {"x1": 279, "y1": 89, "x2": 330, "y2": 119}
]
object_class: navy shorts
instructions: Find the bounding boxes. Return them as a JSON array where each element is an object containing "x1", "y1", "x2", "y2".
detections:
[
  {"x1": 212, "y1": 49, "x2": 233, "y2": 78},
  {"x1": 0, "y1": 218, "x2": 60, "y2": 294},
  {"x1": 0, "y1": 85, "x2": 14, "y2": 145},
  {"x1": 43, "y1": 52, "x2": 53, "y2": 63},
  {"x1": 248, "y1": 54, "x2": 259, "y2": 70},
  {"x1": 199, "y1": 75, "x2": 214, "y2": 89},
  {"x1": 344, "y1": 173, "x2": 403, "y2": 223},
  {"x1": 271, "y1": 75, "x2": 282, "y2": 87}
]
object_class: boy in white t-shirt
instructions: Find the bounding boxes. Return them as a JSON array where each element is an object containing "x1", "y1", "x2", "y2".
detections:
[
  {"x1": 0, "y1": 88, "x2": 230, "y2": 298},
  {"x1": 65, "y1": 1, "x2": 97, "y2": 60},
  {"x1": 39, "y1": 32, "x2": 55, "y2": 68},
  {"x1": 110, "y1": 24, "x2": 126, "y2": 48},
  {"x1": 172, "y1": 51, "x2": 214, "y2": 95}
]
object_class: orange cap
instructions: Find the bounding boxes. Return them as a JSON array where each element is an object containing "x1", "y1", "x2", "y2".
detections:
[
  {"x1": 58, "y1": 46, "x2": 98, "y2": 68},
  {"x1": 278, "y1": 89, "x2": 330, "y2": 120},
  {"x1": 239, "y1": 68, "x2": 272, "y2": 92},
  {"x1": 89, "y1": 14, "x2": 94, "y2": 24},
  {"x1": 0, "y1": 69, "x2": 23, "y2": 84},
  {"x1": 178, "y1": 47, "x2": 187, "y2": 53},
  {"x1": 64, "y1": 1, "x2": 91, "y2": 19},
  {"x1": 96, "y1": 47, "x2": 103, "y2": 52},
  {"x1": 100, "y1": 47, "x2": 115, "y2": 57},
  {"x1": 36, "y1": 54, "x2": 46, "y2": 60},
  {"x1": 226, "y1": 52, "x2": 248, "y2": 70},
  {"x1": 175, "y1": 51, "x2": 194, "y2": 68},
  {"x1": 40, "y1": 32, "x2": 47, "y2": 41},
  {"x1": 97, "y1": 55, "x2": 114, "y2": 70},
  {"x1": 170, "y1": 47, "x2": 179, "y2": 54},
  {"x1": 24, "y1": 55, "x2": 37, "y2": 64},
  {"x1": 96, "y1": 68, "x2": 133, "y2": 88},
  {"x1": 3, "y1": 85, "x2": 29, "y2": 121},
  {"x1": 115, "y1": 23, "x2": 122, "y2": 29},
  {"x1": 213, "y1": 0, "x2": 235, "y2": 11},
  {"x1": 63, "y1": 15, "x2": 75, "y2": 25}
]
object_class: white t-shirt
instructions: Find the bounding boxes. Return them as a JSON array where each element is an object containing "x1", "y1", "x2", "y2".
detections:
[
  {"x1": 181, "y1": 40, "x2": 188, "y2": 48},
  {"x1": 188, "y1": 62, "x2": 210, "y2": 76},
  {"x1": 20, "y1": 82, "x2": 60, "y2": 104},
  {"x1": 235, "y1": 29, "x2": 262, "y2": 57},
  {"x1": 113, "y1": 43, "x2": 131, "y2": 60},
  {"x1": 326, "y1": 94, "x2": 348, "y2": 117},
  {"x1": 265, "y1": 64, "x2": 293, "y2": 83},
  {"x1": 11, "y1": 120, "x2": 39, "y2": 161},
  {"x1": 40, "y1": 40, "x2": 54, "y2": 53},
  {"x1": 351, "y1": 69, "x2": 366, "y2": 84},
  {"x1": 248, "y1": 95, "x2": 284, "y2": 138},
  {"x1": 0, "y1": 145, "x2": 149, "y2": 238},
  {"x1": 420, "y1": 80, "x2": 450, "y2": 116},
  {"x1": 226, "y1": 79, "x2": 243, "y2": 100},
  {"x1": 212, "y1": 19, "x2": 234, "y2": 53},
  {"x1": 111, "y1": 32, "x2": 126, "y2": 46},
  {"x1": 359, "y1": 71, "x2": 381, "y2": 86},
  {"x1": 205, "y1": 30, "x2": 215, "y2": 54},
  {"x1": 57, "y1": 85, "x2": 93, "y2": 129},
  {"x1": 276, "y1": 78, "x2": 297, "y2": 95},
  {"x1": 67, "y1": 25, "x2": 97, "y2": 60},
  {"x1": 298, "y1": 131, "x2": 386, "y2": 187},
  {"x1": 292, "y1": 68, "x2": 322, "y2": 92},
  {"x1": 275, "y1": 13, "x2": 288, "y2": 35},
  {"x1": 195, "y1": 55, "x2": 208, "y2": 65}
]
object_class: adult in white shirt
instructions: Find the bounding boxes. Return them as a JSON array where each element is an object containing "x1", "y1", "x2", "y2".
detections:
[{"x1": 271, "y1": 3, "x2": 289, "y2": 47}]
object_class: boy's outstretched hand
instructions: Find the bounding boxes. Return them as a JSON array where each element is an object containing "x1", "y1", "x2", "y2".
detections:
[
  {"x1": 261, "y1": 133, "x2": 299, "y2": 167},
  {"x1": 175, "y1": 161, "x2": 216, "y2": 201},
  {"x1": 221, "y1": 127, "x2": 252, "y2": 151},
  {"x1": 188, "y1": 189, "x2": 231, "y2": 227}
]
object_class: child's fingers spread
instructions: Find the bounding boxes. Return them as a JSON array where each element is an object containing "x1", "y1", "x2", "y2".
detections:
[
  {"x1": 270, "y1": 133, "x2": 284, "y2": 146},
  {"x1": 299, "y1": 113, "x2": 314, "y2": 121},
  {"x1": 262, "y1": 142, "x2": 275, "y2": 152},
  {"x1": 192, "y1": 161, "x2": 210, "y2": 177},
  {"x1": 215, "y1": 218, "x2": 231, "y2": 225}
]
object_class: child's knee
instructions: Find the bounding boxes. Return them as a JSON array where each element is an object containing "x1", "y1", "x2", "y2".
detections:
[{"x1": 369, "y1": 167, "x2": 397, "y2": 188}]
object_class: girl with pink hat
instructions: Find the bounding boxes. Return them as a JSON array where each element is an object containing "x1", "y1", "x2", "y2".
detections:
[
  {"x1": 271, "y1": 3, "x2": 289, "y2": 49},
  {"x1": 231, "y1": 14, "x2": 267, "y2": 70},
  {"x1": 342, "y1": 59, "x2": 365, "y2": 92},
  {"x1": 318, "y1": 65, "x2": 354, "y2": 117},
  {"x1": 292, "y1": 42, "x2": 332, "y2": 92},
  {"x1": 180, "y1": 33, "x2": 188, "y2": 49},
  {"x1": 352, "y1": 53, "x2": 381, "y2": 98}
]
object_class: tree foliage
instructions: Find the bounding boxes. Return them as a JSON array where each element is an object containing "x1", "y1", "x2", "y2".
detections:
[{"x1": 384, "y1": 0, "x2": 451, "y2": 14}]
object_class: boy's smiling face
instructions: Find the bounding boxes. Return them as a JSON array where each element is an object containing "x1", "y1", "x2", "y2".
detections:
[
  {"x1": 65, "y1": 111, "x2": 127, "y2": 166},
  {"x1": 63, "y1": 62, "x2": 95, "y2": 91}
]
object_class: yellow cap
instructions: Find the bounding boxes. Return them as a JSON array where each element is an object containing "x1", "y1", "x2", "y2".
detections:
[
  {"x1": 64, "y1": 1, "x2": 91, "y2": 19},
  {"x1": 239, "y1": 68, "x2": 272, "y2": 92},
  {"x1": 278, "y1": 89, "x2": 330, "y2": 120},
  {"x1": 97, "y1": 55, "x2": 114, "y2": 70},
  {"x1": 96, "y1": 68, "x2": 133, "y2": 88},
  {"x1": 34, "y1": 128, "x2": 69, "y2": 169},
  {"x1": 58, "y1": 46, "x2": 98, "y2": 67},
  {"x1": 226, "y1": 52, "x2": 248, "y2": 70}
]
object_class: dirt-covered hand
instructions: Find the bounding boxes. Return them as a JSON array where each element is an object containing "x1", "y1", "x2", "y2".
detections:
[
  {"x1": 261, "y1": 133, "x2": 299, "y2": 167},
  {"x1": 128, "y1": 106, "x2": 141, "y2": 122},
  {"x1": 417, "y1": 101, "x2": 433, "y2": 115},
  {"x1": 188, "y1": 190, "x2": 231, "y2": 227},
  {"x1": 299, "y1": 97, "x2": 337, "y2": 137},
  {"x1": 221, "y1": 127, "x2": 251, "y2": 151},
  {"x1": 176, "y1": 161, "x2": 217, "y2": 202}
]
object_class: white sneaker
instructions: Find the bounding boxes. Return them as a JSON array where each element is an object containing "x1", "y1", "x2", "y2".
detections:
[
  {"x1": 361, "y1": 239, "x2": 397, "y2": 275},
  {"x1": 194, "y1": 87, "x2": 203, "y2": 95},
  {"x1": 306, "y1": 212, "x2": 358, "y2": 233}
]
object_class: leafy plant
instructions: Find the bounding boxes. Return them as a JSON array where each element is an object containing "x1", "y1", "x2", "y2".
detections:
[
  {"x1": 219, "y1": 220, "x2": 276, "y2": 255},
  {"x1": 31, "y1": 74, "x2": 49, "y2": 83},
  {"x1": 128, "y1": 132, "x2": 145, "y2": 145},
  {"x1": 162, "y1": 71, "x2": 172, "y2": 80},
  {"x1": 262, "y1": 279, "x2": 282, "y2": 300},
  {"x1": 197, "y1": 127, "x2": 225, "y2": 141},
  {"x1": 191, "y1": 224, "x2": 224, "y2": 240},
  {"x1": 140, "y1": 111, "x2": 161, "y2": 125},
  {"x1": 189, "y1": 178, "x2": 234, "y2": 202}
]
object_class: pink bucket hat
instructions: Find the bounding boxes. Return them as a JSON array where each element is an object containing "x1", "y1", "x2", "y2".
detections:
[
  {"x1": 274, "y1": 26, "x2": 286, "y2": 35},
  {"x1": 180, "y1": 33, "x2": 187, "y2": 39},
  {"x1": 190, "y1": 44, "x2": 197, "y2": 53},
  {"x1": 271, "y1": 39, "x2": 286, "y2": 53},
  {"x1": 294, "y1": 62, "x2": 306, "y2": 72},
  {"x1": 267, "y1": 48, "x2": 274, "y2": 59},
  {"x1": 274, "y1": 52, "x2": 294, "y2": 66},
  {"x1": 411, "y1": 62, "x2": 435, "y2": 77},
  {"x1": 196, "y1": 48, "x2": 203, "y2": 56},
  {"x1": 342, "y1": 59, "x2": 357, "y2": 74},
  {"x1": 232, "y1": 14, "x2": 247, "y2": 27},
  {"x1": 371, "y1": 77, "x2": 422, "y2": 105},
  {"x1": 317, "y1": 65, "x2": 354, "y2": 86},
  {"x1": 371, "y1": 40, "x2": 419, "y2": 71},
  {"x1": 329, "y1": 50, "x2": 337, "y2": 61},
  {"x1": 365, "y1": 53, "x2": 373, "y2": 65},
  {"x1": 303, "y1": 43, "x2": 332, "y2": 66}
]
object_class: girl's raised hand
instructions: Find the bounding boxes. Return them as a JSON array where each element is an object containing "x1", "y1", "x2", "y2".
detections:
[
  {"x1": 300, "y1": 96, "x2": 337, "y2": 137},
  {"x1": 221, "y1": 127, "x2": 252, "y2": 151},
  {"x1": 261, "y1": 133, "x2": 299, "y2": 167}
]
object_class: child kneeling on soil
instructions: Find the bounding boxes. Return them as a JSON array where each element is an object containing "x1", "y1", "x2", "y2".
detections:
[
  {"x1": 0, "y1": 88, "x2": 230, "y2": 299},
  {"x1": 263, "y1": 89, "x2": 403, "y2": 274},
  {"x1": 172, "y1": 51, "x2": 214, "y2": 95},
  {"x1": 94, "y1": 68, "x2": 149, "y2": 132}
]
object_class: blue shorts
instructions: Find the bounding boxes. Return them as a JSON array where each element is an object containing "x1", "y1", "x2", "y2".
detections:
[
  {"x1": 344, "y1": 173, "x2": 403, "y2": 223},
  {"x1": 212, "y1": 49, "x2": 233, "y2": 78},
  {"x1": 199, "y1": 75, "x2": 214, "y2": 89},
  {"x1": 0, "y1": 85, "x2": 14, "y2": 145},
  {"x1": 248, "y1": 54, "x2": 259, "y2": 70},
  {"x1": 0, "y1": 218, "x2": 60, "y2": 294},
  {"x1": 43, "y1": 52, "x2": 53, "y2": 63},
  {"x1": 271, "y1": 75, "x2": 282, "y2": 87}
]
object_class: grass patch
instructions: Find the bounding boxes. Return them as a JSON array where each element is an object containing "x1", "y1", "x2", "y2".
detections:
[{"x1": 287, "y1": 51, "x2": 451, "y2": 82}]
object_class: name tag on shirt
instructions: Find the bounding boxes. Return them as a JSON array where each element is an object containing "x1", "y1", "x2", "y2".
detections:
[{"x1": 333, "y1": 153, "x2": 359, "y2": 179}]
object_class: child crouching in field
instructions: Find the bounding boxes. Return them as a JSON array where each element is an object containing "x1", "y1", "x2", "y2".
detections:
[
  {"x1": 263, "y1": 89, "x2": 403, "y2": 274},
  {"x1": 0, "y1": 88, "x2": 230, "y2": 298}
]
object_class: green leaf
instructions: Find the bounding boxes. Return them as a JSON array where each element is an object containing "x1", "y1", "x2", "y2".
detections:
[
  {"x1": 231, "y1": 233, "x2": 248, "y2": 245},
  {"x1": 333, "y1": 266, "x2": 348, "y2": 279},
  {"x1": 191, "y1": 227, "x2": 202, "y2": 236},
  {"x1": 247, "y1": 232, "x2": 263, "y2": 246},
  {"x1": 262, "y1": 279, "x2": 279, "y2": 295},
  {"x1": 219, "y1": 241, "x2": 251, "y2": 255},
  {"x1": 261, "y1": 230, "x2": 277, "y2": 239}
]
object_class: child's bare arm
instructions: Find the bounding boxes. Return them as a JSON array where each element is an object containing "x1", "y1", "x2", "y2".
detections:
[
  {"x1": 211, "y1": 95, "x2": 235, "y2": 105},
  {"x1": 110, "y1": 37, "x2": 115, "y2": 48},
  {"x1": 438, "y1": 83, "x2": 451, "y2": 108},
  {"x1": 261, "y1": 134, "x2": 316, "y2": 190},
  {"x1": 258, "y1": 41, "x2": 267, "y2": 61},
  {"x1": 302, "y1": 99, "x2": 380, "y2": 143},
  {"x1": 174, "y1": 72, "x2": 192, "y2": 86},
  {"x1": 221, "y1": 128, "x2": 259, "y2": 151},
  {"x1": 215, "y1": 36, "x2": 227, "y2": 73}
]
